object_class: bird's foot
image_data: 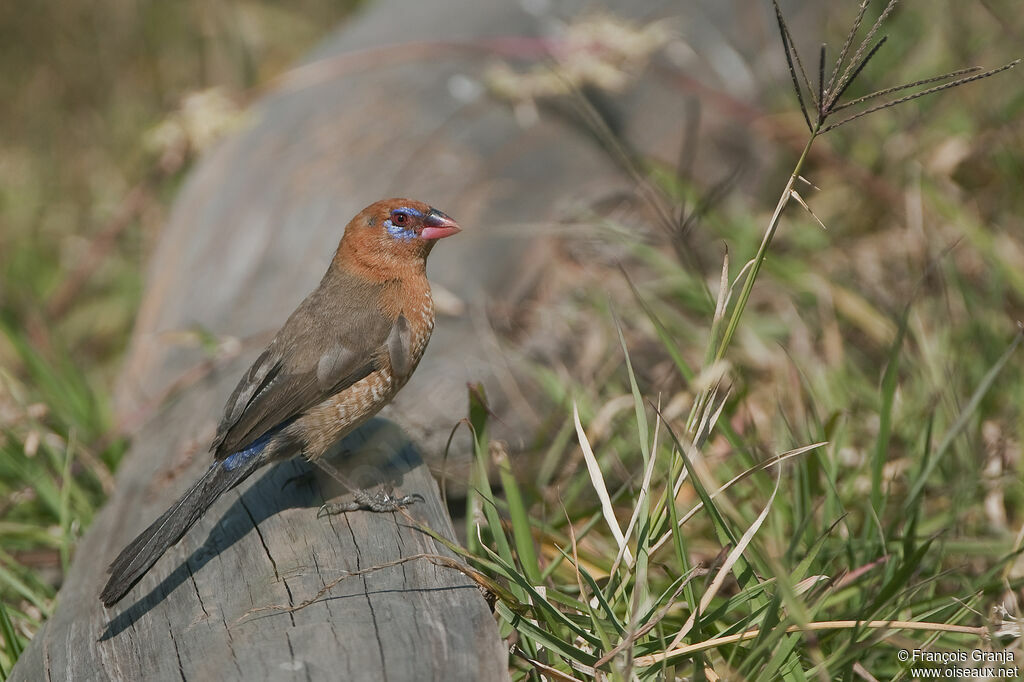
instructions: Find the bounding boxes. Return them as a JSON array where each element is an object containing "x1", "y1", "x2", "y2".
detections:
[{"x1": 317, "y1": 489, "x2": 424, "y2": 517}]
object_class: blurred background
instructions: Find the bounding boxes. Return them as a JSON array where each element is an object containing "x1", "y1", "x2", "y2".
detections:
[{"x1": 1, "y1": 0, "x2": 1023, "y2": 677}]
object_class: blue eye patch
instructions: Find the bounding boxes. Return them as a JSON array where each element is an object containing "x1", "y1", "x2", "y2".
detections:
[{"x1": 385, "y1": 206, "x2": 424, "y2": 241}]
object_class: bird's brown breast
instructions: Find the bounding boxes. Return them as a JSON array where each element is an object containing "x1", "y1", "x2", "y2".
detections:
[{"x1": 287, "y1": 276, "x2": 435, "y2": 461}]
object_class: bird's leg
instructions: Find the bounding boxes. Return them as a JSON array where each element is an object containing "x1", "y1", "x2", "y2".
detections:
[{"x1": 312, "y1": 458, "x2": 423, "y2": 516}]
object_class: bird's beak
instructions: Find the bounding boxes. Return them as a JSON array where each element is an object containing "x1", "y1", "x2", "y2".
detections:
[{"x1": 420, "y1": 210, "x2": 461, "y2": 240}]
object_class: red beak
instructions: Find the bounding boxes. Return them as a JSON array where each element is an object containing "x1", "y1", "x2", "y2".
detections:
[{"x1": 420, "y1": 210, "x2": 461, "y2": 240}]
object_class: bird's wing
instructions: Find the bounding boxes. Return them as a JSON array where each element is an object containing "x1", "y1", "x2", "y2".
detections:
[{"x1": 211, "y1": 273, "x2": 401, "y2": 459}]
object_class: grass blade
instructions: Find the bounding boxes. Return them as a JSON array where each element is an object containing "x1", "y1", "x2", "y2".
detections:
[
  {"x1": 666, "y1": 471, "x2": 781, "y2": 650},
  {"x1": 573, "y1": 403, "x2": 632, "y2": 565},
  {"x1": 905, "y1": 327, "x2": 1023, "y2": 508}
]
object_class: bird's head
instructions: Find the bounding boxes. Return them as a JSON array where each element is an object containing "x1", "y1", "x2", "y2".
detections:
[{"x1": 336, "y1": 198, "x2": 461, "y2": 276}]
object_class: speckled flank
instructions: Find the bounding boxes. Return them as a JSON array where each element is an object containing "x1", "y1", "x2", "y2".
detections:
[
  {"x1": 410, "y1": 285, "x2": 435, "y2": 357},
  {"x1": 288, "y1": 277, "x2": 435, "y2": 461}
]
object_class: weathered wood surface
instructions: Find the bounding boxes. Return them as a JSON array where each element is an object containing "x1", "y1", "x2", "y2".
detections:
[{"x1": 10, "y1": 0, "x2": 786, "y2": 679}]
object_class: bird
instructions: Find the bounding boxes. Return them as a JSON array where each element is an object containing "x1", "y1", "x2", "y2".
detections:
[{"x1": 100, "y1": 198, "x2": 461, "y2": 607}]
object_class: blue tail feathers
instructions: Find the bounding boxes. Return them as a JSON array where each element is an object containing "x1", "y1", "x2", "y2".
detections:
[{"x1": 221, "y1": 430, "x2": 274, "y2": 471}]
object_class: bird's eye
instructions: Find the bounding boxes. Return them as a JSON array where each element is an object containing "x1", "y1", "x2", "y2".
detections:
[{"x1": 392, "y1": 211, "x2": 407, "y2": 225}]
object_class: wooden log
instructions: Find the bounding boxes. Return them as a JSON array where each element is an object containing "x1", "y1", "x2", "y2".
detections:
[{"x1": 9, "y1": 0, "x2": 745, "y2": 678}]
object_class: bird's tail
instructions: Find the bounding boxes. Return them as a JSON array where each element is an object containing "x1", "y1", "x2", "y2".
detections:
[{"x1": 100, "y1": 454, "x2": 262, "y2": 607}]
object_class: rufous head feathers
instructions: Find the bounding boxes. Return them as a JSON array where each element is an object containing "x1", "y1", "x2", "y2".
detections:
[{"x1": 335, "y1": 198, "x2": 460, "y2": 277}]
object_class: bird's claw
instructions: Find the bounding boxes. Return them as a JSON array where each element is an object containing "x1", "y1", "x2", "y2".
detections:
[{"x1": 317, "y1": 489, "x2": 424, "y2": 517}]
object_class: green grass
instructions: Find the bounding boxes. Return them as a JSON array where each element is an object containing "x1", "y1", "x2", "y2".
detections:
[{"x1": 459, "y1": 2, "x2": 1024, "y2": 679}]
